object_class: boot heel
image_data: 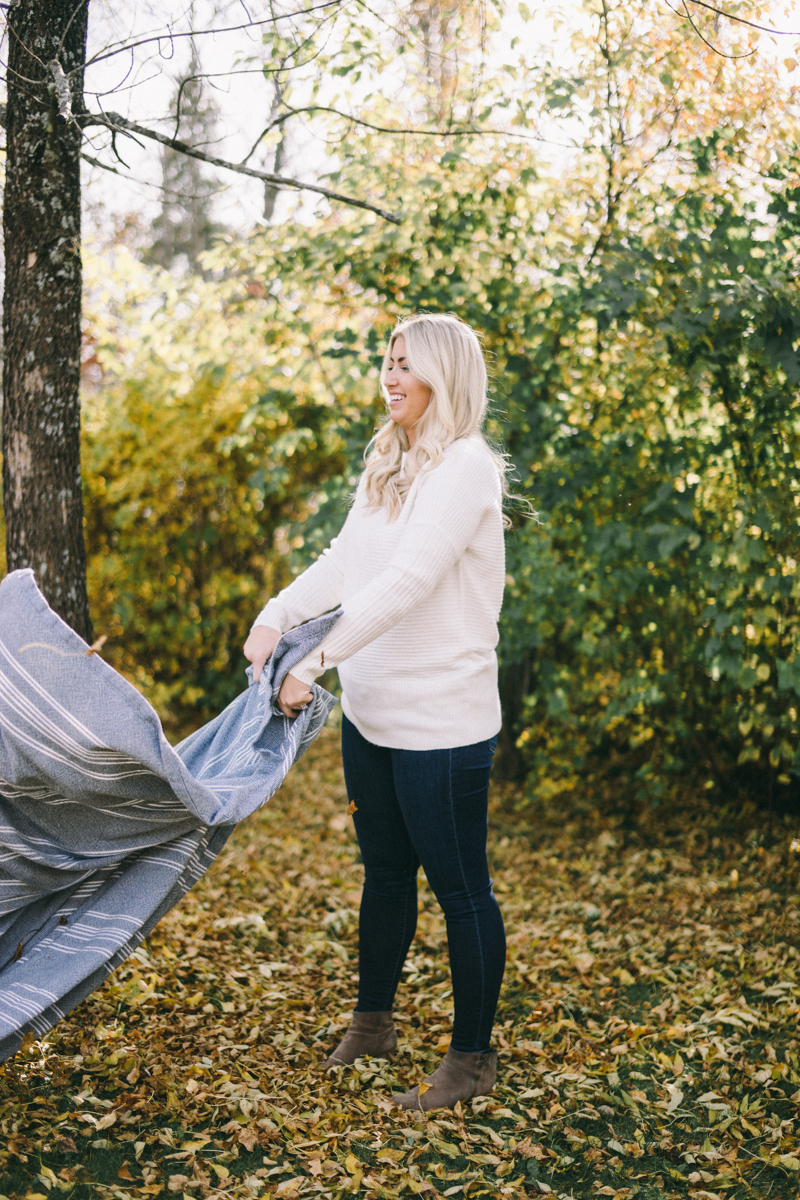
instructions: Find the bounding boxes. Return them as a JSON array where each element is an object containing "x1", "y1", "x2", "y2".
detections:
[{"x1": 323, "y1": 1011, "x2": 396, "y2": 1068}]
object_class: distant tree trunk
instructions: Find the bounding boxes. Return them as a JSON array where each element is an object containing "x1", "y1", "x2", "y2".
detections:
[
  {"x1": 3, "y1": 0, "x2": 92, "y2": 640},
  {"x1": 494, "y1": 654, "x2": 531, "y2": 781},
  {"x1": 147, "y1": 43, "x2": 223, "y2": 274}
]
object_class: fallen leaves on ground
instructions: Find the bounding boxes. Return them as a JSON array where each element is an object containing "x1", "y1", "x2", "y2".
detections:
[{"x1": 1, "y1": 727, "x2": 800, "y2": 1200}]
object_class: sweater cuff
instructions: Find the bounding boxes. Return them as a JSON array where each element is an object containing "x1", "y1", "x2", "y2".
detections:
[
  {"x1": 290, "y1": 649, "x2": 326, "y2": 686},
  {"x1": 252, "y1": 599, "x2": 286, "y2": 633}
]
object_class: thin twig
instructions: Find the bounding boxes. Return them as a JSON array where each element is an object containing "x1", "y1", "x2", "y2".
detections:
[
  {"x1": 77, "y1": 0, "x2": 345, "y2": 76},
  {"x1": 673, "y1": 0, "x2": 756, "y2": 59},
  {"x1": 240, "y1": 103, "x2": 544, "y2": 165},
  {"x1": 685, "y1": 0, "x2": 800, "y2": 36},
  {"x1": 55, "y1": 0, "x2": 88, "y2": 57}
]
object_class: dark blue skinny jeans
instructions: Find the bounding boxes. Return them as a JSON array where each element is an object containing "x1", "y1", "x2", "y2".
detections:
[{"x1": 341, "y1": 714, "x2": 506, "y2": 1053}]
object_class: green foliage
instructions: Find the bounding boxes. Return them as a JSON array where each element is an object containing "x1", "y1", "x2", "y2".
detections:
[
  {"x1": 199, "y1": 0, "x2": 800, "y2": 815},
  {"x1": 81, "y1": 0, "x2": 800, "y2": 815},
  {"x1": 81, "y1": 250, "x2": 364, "y2": 734}
]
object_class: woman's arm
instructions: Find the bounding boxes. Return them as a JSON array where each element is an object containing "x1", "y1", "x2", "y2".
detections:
[
  {"x1": 244, "y1": 521, "x2": 349, "y2": 682},
  {"x1": 252, "y1": 533, "x2": 346, "y2": 634},
  {"x1": 289, "y1": 446, "x2": 501, "y2": 685}
]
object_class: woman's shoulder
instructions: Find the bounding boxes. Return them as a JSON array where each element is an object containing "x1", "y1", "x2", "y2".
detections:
[{"x1": 435, "y1": 437, "x2": 502, "y2": 491}]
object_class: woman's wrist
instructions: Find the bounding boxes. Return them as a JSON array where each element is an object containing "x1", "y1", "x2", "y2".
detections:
[
  {"x1": 291, "y1": 653, "x2": 323, "y2": 686},
  {"x1": 253, "y1": 598, "x2": 285, "y2": 633}
]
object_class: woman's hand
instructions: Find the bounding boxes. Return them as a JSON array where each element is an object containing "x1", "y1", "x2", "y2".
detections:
[
  {"x1": 244, "y1": 625, "x2": 280, "y2": 682},
  {"x1": 278, "y1": 673, "x2": 314, "y2": 719}
]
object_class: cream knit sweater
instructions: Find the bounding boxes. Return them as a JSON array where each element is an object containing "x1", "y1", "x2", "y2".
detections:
[{"x1": 253, "y1": 436, "x2": 505, "y2": 750}]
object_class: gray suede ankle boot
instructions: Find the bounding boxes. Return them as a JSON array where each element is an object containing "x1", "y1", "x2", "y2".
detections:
[
  {"x1": 392, "y1": 1047, "x2": 497, "y2": 1111},
  {"x1": 322, "y1": 1011, "x2": 397, "y2": 1068}
]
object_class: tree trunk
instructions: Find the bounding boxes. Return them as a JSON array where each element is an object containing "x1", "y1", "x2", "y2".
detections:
[{"x1": 3, "y1": 0, "x2": 91, "y2": 640}]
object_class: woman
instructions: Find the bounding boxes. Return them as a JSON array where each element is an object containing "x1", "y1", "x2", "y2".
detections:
[{"x1": 243, "y1": 313, "x2": 507, "y2": 1111}]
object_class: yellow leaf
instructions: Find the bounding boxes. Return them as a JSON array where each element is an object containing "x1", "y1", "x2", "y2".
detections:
[
  {"x1": 431, "y1": 1139, "x2": 461, "y2": 1158},
  {"x1": 376, "y1": 1148, "x2": 405, "y2": 1162},
  {"x1": 344, "y1": 1153, "x2": 361, "y2": 1174},
  {"x1": 347, "y1": 800, "x2": 358, "y2": 815},
  {"x1": 210, "y1": 1164, "x2": 229, "y2": 1181}
]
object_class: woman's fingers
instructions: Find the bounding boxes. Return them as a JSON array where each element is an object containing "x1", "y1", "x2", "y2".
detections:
[
  {"x1": 244, "y1": 626, "x2": 281, "y2": 682},
  {"x1": 278, "y1": 672, "x2": 314, "y2": 718}
]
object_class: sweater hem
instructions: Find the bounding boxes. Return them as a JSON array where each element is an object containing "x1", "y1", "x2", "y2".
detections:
[{"x1": 340, "y1": 693, "x2": 501, "y2": 752}]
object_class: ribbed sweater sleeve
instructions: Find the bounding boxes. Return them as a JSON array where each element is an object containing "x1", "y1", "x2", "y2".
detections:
[
  {"x1": 251, "y1": 532, "x2": 346, "y2": 634},
  {"x1": 289, "y1": 447, "x2": 499, "y2": 685}
]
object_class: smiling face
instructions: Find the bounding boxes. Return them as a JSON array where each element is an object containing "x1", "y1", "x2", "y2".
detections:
[{"x1": 384, "y1": 334, "x2": 432, "y2": 447}]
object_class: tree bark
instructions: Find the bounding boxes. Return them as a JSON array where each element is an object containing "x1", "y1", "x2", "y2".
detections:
[{"x1": 3, "y1": 0, "x2": 91, "y2": 640}]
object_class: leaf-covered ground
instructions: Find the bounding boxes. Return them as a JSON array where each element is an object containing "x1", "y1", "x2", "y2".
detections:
[{"x1": 2, "y1": 727, "x2": 799, "y2": 1200}]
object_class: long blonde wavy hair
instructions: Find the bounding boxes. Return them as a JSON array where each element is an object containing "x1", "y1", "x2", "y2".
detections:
[{"x1": 361, "y1": 313, "x2": 508, "y2": 520}]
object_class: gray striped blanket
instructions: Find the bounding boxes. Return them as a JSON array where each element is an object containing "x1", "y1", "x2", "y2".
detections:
[{"x1": 0, "y1": 569, "x2": 339, "y2": 1060}]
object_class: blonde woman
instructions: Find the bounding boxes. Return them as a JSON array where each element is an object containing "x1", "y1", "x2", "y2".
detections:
[{"x1": 244, "y1": 313, "x2": 507, "y2": 1110}]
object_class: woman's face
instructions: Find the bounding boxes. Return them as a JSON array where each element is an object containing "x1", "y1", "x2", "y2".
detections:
[{"x1": 384, "y1": 334, "x2": 432, "y2": 446}]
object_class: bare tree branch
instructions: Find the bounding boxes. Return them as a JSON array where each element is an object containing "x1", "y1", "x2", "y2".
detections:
[
  {"x1": 82, "y1": 111, "x2": 401, "y2": 224},
  {"x1": 78, "y1": 0, "x2": 345, "y2": 75},
  {"x1": 240, "y1": 103, "x2": 545, "y2": 165},
  {"x1": 675, "y1": 0, "x2": 756, "y2": 59},
  {"x1": 684, "y1": 0, "x2": 800, "y2": 36}
]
